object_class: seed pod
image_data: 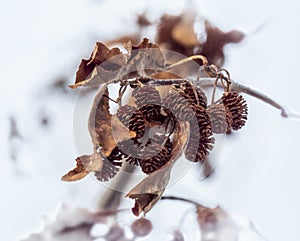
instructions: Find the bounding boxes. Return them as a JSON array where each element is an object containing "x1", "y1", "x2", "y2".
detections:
[
  {"x1": 116, "y1": 105, "x2": 145, "y2": 139},
  {"x1": 163, "y1": 88, "x2": 195, "y2": 121},
  {"x1": 207, "y1": 104, "x2": 233, "y2": 134},
  {"x1": 132, "y1": 85, "x2": 162, "y2": 107},
  {"x1": 131, "y1": 218, "x2": 153, "y2": 237},
  {"x1": 117, "y1": 139, "x2": 143, "y2": 163},
  {"x1": 139, "y1": 137, "x2": 173, "y2": 174},
  {"x1": 139, "y1": 104, "x2": 166, "y2": 124},
  {"x1": 129, "y1": 110, "x2": 146, "y2": 139},
  {"x1": 175, "y1": 81, "x2": 207, "y2": 108},
  {"x1": 94, "y1": 157, "x2": 120, "y2": 182},
  {"x1": 116, "y1": 105, "x2": 137, "y2": 128},
  {"x1": 222, "y1": 92, "x2": 248, "y2": 131},
  {"x1": 185, "y1": 105, "x2": 215, "y2": 162},
  {"x1": 107, "y1": 146, "x2": 128, "y2": 166}
]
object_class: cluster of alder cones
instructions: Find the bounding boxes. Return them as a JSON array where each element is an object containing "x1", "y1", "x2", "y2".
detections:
[{"x1": 95, "y1": 75, "x2": 248, "y2": 181}]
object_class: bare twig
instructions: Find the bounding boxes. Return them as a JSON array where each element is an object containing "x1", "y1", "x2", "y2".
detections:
[
  {"x1": 161, "y1": 195, "x2": 205, "y2": 207},
  {"x1": 165, "y1": 55, "x2": 208, "y2": 70},
  {"x1": 198, "y1": 78, "x2": 300, "y2": 119}
]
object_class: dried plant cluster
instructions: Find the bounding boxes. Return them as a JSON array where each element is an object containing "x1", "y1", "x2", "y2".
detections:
[
  {"x1": 60, "y1": 10, "x2": 293, "y2": 231},
  {"x1": 62, "y1": 33, "x2": 249, "y2": 217}
]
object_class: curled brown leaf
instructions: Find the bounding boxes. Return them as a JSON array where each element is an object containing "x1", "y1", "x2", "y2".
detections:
[
  {"x1": 126, "y1": 122, "x2": 189, "y2": 216},
  {"x1": 73, "y1": 42, "x2": 126, "y2": 87},
  {"x1": 88, "y1": 86, "x2": 116, "y2": 157},
  {"x1": 61, "y1": 156, "x2": 89, "y2": 182},
  {"x1": 70, "y1": 38, "x2": 166, "y2": 89}
]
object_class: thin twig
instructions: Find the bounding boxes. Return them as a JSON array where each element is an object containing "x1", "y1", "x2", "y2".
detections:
[
  {"x1": 198, "y1": 78, "x2": 299, "y2": 119},
  {"x1": 165, "y1": 55, "x2": 208, "y2": 70},
  {"x1": 161, "y1": 195, "x2": 205, "y2": 207}
]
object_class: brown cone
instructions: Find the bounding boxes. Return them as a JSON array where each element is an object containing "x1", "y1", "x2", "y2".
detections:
[
  {"x1": 185, "y1": 105, "x2": 215, "y2": 162},
  {"x1": 207, "y1": 104, "x2": 233, "y2": 134},
  {"x1": 175, "y1": 81, "x2": 207, "y2": 108},
  {"x1": 222, "y1": 92, "x2": 248, "y2": 131},
  {"x1": 139, "y1": 137, "x2": 173, "y2": 174},
  {"x1": 163, "y1": 87, "x2": 195, "y2": 121},
  {"x1": 116, "y1": 105, "x2": 146, "y2": 139}
]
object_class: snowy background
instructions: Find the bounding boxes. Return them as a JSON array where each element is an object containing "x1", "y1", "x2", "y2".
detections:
[{"x1": 1, "y1": 0, "x2": 300, "y2": 240}]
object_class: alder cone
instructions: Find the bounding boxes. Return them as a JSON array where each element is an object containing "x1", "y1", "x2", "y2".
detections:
[
  {"x1": 132, "y1": 85, "x2": 165, "y2": 123},
  {"x1": 116, "y1": 105, "x2": 145, "y2": 138},
  {"x1": 116, "y1": 105, "x2": 137, "y2": 127},
  {"x1": 107, "y1": 146, "x2": 127, "y2": 166},
  {"x1": 139, "y1": 137, "x2": 173, "y2": 174},
  {"x1": 132, "y1": 85, "x2": 162, "y2": 107},
  {"x1": 139, "y1": 104, "x2": 165, "y2": 124},
  {"x1": 94, "y1": 158, "x2": 120, "y2": 182},
  {"x1": 207, "y1": 104, "x2": 233, "y2": 134},
  {"x1": 117, "y1": 139, "x2": 142, "y2": 166},
  {"x1": 222, "y1": 92, "x2": 248, "y2": 131},
  {"x1": 94, "y1": 145, "x2": 132, "y2": 182},
  {"x1": 175, "y1": 81, "x2": 207, "y2": 108},
  {"x1": 185, "y1": 105, "x2": 214, "y2": 162},
  {"x1": 129, "y1": 111, "x2": 146, "y2": 139},
  {"x1": 163, "y1": 88, "x2": 195, "y2": 121}
]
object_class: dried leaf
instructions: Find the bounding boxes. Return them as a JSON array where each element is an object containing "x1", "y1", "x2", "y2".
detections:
[
  {"x1": 156, "y1": 12, "x2": 245, "y2": 66},
  {"x1": 126, "y1": 122, "x2": 189, "y2": 216},
  {"x1": 70, "y1": 38, "x2": 166, "y2": 89},
  {"x1": 127, "y1": 38, "x2": 166, "y2": 77},
  {"x1": 88, "y1": 87, "x2": 116, "y2": 157},
  {"x1": 62, "y1": 152, "x2": 104, "y2": 182},
  {"x1": 74, "y1": 42, "x2": 126, "y2": 87},
  {"x1": 156, "y1": 14, "x2": 185, "y2": 53},
  {"x1": 111, "y1": 115, "x2": 137, "y2": 142},
  {"x1": 69, "y1": 65, "x2": 119, "y2": 89},
  {"x1": 172, "y1": 14, "x2": 198, "y2": 48},
  {"x1": 61, "y1": 156, "x2": 89, "y2": 182},
  {"x1": 198, "y1": 21, "x2": 245, "y2": 66}
]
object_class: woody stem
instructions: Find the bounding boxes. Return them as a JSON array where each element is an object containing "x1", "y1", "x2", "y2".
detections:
[{"x1": 198, "y1": 78, "x2": 293, "y2": 118}]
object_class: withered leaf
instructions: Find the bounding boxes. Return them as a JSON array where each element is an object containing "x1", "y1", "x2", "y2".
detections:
[
  {"x1": 156, "y1": 12, "x2": 245, "y2": 67},
  {"x1": 70, "y1": 38, "x2": 166, "y2": 89},
  {"x1": 131, "y1": 38, "x2": 165, "y2": 66},
  {"x1": 198, "y1": 21, "x2": 245, "y2": 66},
  {"x1": 88, "y1": 86, "x2": 116, "y2": 157},
  {"x1": 70, "y1": 42, "x2": 126, "y2": 89},
  {"x1": 156, "y1": 13, "x2": 195, "y2": 57},
  {"x1": 172, "y1": 14, "x2": 198, "y2": 48},
  {"x1": 126, "y1": 122, "x2": 189, "y2": 216},
  {"x1": 61, "y1": 156, "x2": 89, "y2": 182},
  {"x1": 127, "y1": 38, "x2": 166, "y2": 77},
  {"x1": 156, "y1": 14, "x2": 183, "y2": 50},
  {"x1": 62, "y1": 152, "x2": 104, "y2": 182}
]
